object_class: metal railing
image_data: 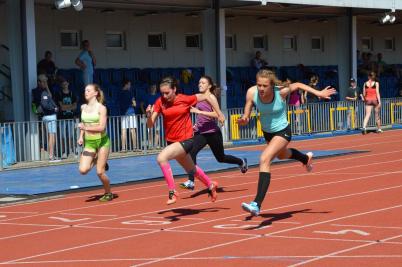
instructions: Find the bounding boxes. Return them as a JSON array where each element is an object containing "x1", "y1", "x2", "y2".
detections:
[{"x1": 1, "y1": 97, "x2": 402, "y2": 169}]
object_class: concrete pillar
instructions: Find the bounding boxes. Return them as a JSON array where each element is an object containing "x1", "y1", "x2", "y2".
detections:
[{"x1": 336, "y1": 16, "x2": 351, "y2": 100}]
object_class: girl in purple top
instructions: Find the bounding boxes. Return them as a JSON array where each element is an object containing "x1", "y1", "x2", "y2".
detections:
[{"x1": 180, "y1": 76, "x2": 248, "y2": 190}]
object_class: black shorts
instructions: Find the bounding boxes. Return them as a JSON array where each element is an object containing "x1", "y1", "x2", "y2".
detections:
[
  {"x1": 167, "y1": 137, "x2": 194, "y2": 154},
  {"x1": 263, "y1": 124, "x2": 292, "y2": 143}
]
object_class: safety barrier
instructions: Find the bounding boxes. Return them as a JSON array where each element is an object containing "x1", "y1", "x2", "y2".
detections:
[{"x1": 0, "y1": 97, "x2": 401, "y2": 169}]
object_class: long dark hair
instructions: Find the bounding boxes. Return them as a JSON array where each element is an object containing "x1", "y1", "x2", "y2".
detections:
[{"x1": 201, "y1": 75, "x2": 220, "y2": 98}]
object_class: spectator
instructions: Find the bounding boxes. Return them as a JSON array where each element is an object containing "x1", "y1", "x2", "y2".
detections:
[
  {"x1": 362, "y1": 72, "x2": 382, "y2": 134},
  {"x1": 119, "y1": 80, "x2": 138, "y2": 152},
  {"x1": 303, "y1": 75, "x2": 319, "y2": 103},
  {"x1": 287, "y1": 77, "x2": 304, "y2": 134},
  {"x1": 345, "y1": 78, "x2": 361, "y2": 130},
  {"x1": 35, "y1": 74, "x2": 59, "y2": 161},
  {"x1": 56, "y1": 78, "x2": 77, "y2": 158},
  {"x1": 251, "y1": 51, "x2": 268, "y2": 70},
  {"x1": 37, "y1": 51, "x2": 57, "y2": 87},
  {"x1": 141, "y1": 84, "x2": 160, "y2": 148},
  {"x1": 75, "y1": 40, "x2": 96, "y2": 86}
]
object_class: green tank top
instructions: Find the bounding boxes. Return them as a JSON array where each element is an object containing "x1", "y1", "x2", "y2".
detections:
[
  {"x1": 81, "y1": 103, "x2": 104, "y2": 139},
  {"x1": 253, "y1": 86, "x2": 289, "y2": 133}
]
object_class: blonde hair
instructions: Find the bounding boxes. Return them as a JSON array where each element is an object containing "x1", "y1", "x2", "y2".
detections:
[
  {"x1": 87, "y1": 83, "x2": 105, "y2": 104},
  {"x1": 256, "y1": 69, "x2": 283, "y2": 87}
]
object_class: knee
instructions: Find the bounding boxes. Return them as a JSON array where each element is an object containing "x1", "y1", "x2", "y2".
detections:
[
  {"x1": 79, "y1": 167, "x2": 89, "y2": 175},
  {"x1": 97, "y1": 170, "x2": 105, "y2": 177},
  {"x1": 157, "y1": 154, "x2": 166, "y2": 165},
  {"x1": 216, "y1": 156, "x2": 225, "y2": 163},
  {"x1": 259, "y1": 155, "x2": 272, "y2": 166}
]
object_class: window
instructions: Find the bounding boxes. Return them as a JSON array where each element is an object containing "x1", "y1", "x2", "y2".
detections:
[
  {"x1": 384, "y1": 38, "x2": 395, "y2": 51},
  {"x1": 105, "y1": 32, "x2": 125, "y2": 49},
  {"x1": 283, "y1": 35, "x2": 297, "y2": 51},
  {"x1": 253, "y1": 35, "x2": 267, "y2": 50},
  {"x1": 185, "y1": 33, "x2": 202, "y2": 49},
  {"x1": 60, "y1": 30, "x2": 80, "y2": 48},
  {"x1": 361, "y1": 37, "x2": 373, "y2": 51},
  {"x1": 311, "y1": 36, "x2": 323, "y2": 51},
  {"x1": 148, "y1": 32, "x2": 166, "y2": 49},
  {"x1": 225, "y1": 34, "x2": 236, "y2": 50}
]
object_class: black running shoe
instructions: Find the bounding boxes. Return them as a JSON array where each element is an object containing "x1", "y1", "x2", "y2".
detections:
[{"x1": 240, "y1": 158, "x2": 248, "y2": 174}]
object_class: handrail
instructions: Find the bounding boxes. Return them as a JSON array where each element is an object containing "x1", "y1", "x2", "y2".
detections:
[
  {"x1": 0, "y1": 44, "x2": 9, "y2": 51},
  {"x1": 1, "y1": 64, "x2": 10, "y2": 70},
  {"x1": 0, "y1": 69, "x2": 10, "y2": 80},
  {"x1": 0, "y1": 89, "x2": 12, "y2": 101}
]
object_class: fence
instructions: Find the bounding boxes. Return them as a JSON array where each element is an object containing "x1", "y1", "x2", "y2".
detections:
[{"x1": 1, "y1": 97, "x2": 402, "y2": 170}]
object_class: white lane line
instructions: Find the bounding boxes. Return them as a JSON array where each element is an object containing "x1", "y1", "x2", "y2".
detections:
[
  {"x1": 1, "y1": 133, "x2": 400, "y2": 210},
  {"x1": 289, "y1": 234, "x2": 402, "y2": 266}
]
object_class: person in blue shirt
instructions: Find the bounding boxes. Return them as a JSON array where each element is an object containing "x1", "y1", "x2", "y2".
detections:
[
  {"x1": 119, "y1": 80, "x2": 137, "y2": 151},
  {"x1": 75, "y1": 40, "x2": 96, "y2": 86},
  {"x1": 141, "y1": 84, "x2": 161, "y2": 148}
]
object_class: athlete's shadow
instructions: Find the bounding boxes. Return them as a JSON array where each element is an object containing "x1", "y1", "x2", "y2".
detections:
[
  {"x1": 158, "y1": 207, "x2": 230, "y2": 222},
  {"x1": 85, "y1": 193, "x2": 119, "y2": 202},
  {"x1": 182, "y1": 187, "x2": 248, "y2": 200},
  {"x1": 244, "y1": 209, "x2": 331, "y2": 230}
]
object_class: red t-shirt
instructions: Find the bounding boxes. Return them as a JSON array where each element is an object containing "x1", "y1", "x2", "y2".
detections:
[{"x1": 153, "y1": 94, "x2": 197, "y2": 142}]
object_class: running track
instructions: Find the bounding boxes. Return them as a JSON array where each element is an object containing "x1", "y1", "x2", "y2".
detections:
[{"x1": 0, "y1": 130, "x2": 401, "y2": 266}]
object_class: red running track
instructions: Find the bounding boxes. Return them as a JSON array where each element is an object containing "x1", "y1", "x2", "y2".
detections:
[{"x1": 0, "y1": 130, "x2": 402, "y2": 267}]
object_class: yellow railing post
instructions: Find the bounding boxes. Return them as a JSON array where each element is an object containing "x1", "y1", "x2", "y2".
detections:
[
  {"x1": 329, "y1": 108, "x2": 335, "y2": 131},
  {"x1": 391, "y1": 103, "x2": 395, "y2": 125},
  {"x1": 349, "y1": 106, "x2": 355, "y2": 129}
]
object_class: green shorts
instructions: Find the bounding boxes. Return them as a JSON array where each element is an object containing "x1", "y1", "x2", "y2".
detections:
[{"x1": 84, "y1": 134, "x2": 110, "y2": 152}]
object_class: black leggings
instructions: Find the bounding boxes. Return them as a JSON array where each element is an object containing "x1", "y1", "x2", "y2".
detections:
[{"x1": 190, "y1": 131, "x2": 243, "y2": 166}]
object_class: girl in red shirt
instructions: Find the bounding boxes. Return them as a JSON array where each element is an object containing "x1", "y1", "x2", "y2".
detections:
[
  {"x1": 146, "y1": 77, "x2": 225, "y2": 205},
  {"x1": 362, "y1": 72, "x2": 382, "y2": 134}
]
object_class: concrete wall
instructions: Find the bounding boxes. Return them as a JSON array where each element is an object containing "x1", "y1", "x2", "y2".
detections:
[{"x1": 30, "y1": 6, "x2": 402, "y2": 69}]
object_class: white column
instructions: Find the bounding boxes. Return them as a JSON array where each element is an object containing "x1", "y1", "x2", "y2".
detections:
[
  {"x1": 6, "y1": 0, "x2": 25, "y2": 121},
  {"x1": 202, "y1": 3, "x2": 228, "y2": 140},
  {"x1": 23, "y1": 0, "x2": 38, "y2": 122},
  {"x1": 351, "y1": 16, "x2": 357, "y2": 80},
  {"x1": 336, "y1": 16, "x2": 350, "y2": 100}
]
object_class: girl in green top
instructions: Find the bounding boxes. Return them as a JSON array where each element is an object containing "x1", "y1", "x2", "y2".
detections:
[{"x1": 78, "y1": 84, "x2": 113, "y2": 202}]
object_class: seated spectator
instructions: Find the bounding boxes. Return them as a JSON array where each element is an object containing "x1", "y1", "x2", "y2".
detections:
[
  {"x1": 359, "y1": 52, "x2": 375, "y2": 76},
  {"x1": 251, "y1": 51, "x2": 268, "y2": 70},
  {"x1": 37, "y1": 51, "x2": 57, "y2": 87},
  {"x1": 56, "y1": 78, "x2": 77, "y2": 158},
  {"x1": 32, "y1": 74, "x2": 58, "y2": 161},
  {"x1": 119, "y1": 80, "x2": 138, "y2": 152}
]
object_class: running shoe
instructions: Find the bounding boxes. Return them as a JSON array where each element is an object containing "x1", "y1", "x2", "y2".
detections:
[
  {"x1": 241, "y1": 201, "x2": 260, "y2": 216},
  {"x1": 167, "y1": 190, "x2": 178, "y2": 205},
  {"x1": 304, "y1": 152, "x2": 313, "y2": 172},
  {"x1": 240, "y1": 158, "x2": 248, "y2": 174},
  {"x1": 179, "y1": 180, "x2": 195, "y2": 190},
  {"x1": 99, "y1": 193, "x2": 114, "y2": 202},
  {"x1": 376, "y1": 128, "x2": 383, "y2": 133},
  {"x1": 208, "y1": 181, "x2": 218, "y2": 202},
  {"x1": 361, "y1": 128, "x2": 367, "y2": 135}
]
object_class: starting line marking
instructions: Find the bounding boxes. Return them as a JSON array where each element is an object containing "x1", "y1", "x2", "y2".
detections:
[
  {"x1": 314, "y1": 229, "x2": 370, "y2": 236},
  {"x1": 48, "y1": 217, "x2": 91, "y2": 223}
]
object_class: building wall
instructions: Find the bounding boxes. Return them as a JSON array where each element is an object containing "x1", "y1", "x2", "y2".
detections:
[
  {"x1": 0, "y1": 5, "x2": 401, "y2": 70},
  {"x1": 30, "y1": 6, "x2": 402, "y2": 69}
]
